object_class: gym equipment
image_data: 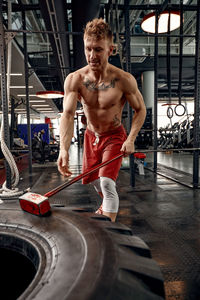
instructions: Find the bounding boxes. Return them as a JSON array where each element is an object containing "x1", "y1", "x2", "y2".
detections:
[
  {"x1": 19, "y1": 153, "x2": 124, "y2": 216},
  {"x1": 158, "y1": 112, "x2": 195, "y2": 150},
  {"x1": 134, "y1": 152, "x2": 146, "y2": 175},
  {"x1": 175, "y1": 0, "x2": 186, "y2": 117},
  {"x1": 166, "y1": 14, "x2": 173, "y2": 122},
  {"x1": 136, "y1": 147, "x2": 200, "y2": 153},
  {"x1": 32, "y1": 130, "x2": 59, "y2": 163},
  {"x1": 0, "y1": 207, "x2": 165, "y2": 300},
  {"x1": 19, "y1": 192, "x2": 50, "y2": 216},
  {"x1": 135, "y1": 108, "x2": 152, "y2": 149}
]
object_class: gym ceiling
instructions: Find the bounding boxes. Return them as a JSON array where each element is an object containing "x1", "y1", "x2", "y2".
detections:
[{"x1": 0, "y1": 0, "x2": 198, "y2": 118}]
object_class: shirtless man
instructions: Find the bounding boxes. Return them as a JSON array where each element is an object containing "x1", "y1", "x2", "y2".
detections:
[{"x1": 57, "y1": 18, "x2": 146, "y2": 222}]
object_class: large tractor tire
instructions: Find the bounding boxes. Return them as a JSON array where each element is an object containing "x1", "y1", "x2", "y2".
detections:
[{"x1": 0, "y1": 206, "x2": 165, "y2": 300}]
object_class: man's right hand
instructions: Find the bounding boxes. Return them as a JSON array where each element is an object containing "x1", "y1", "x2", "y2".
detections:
[{"x1": 57, "y1": 149, "x2": 72, "y2": 177}]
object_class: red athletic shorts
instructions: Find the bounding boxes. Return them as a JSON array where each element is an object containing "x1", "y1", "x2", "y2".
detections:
[{"x1": 82, "y1": 125, "x2": 127, "y2": 184}]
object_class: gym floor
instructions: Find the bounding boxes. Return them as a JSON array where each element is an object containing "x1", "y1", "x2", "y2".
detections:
[{"x1": 4, "y1": 144, "x2": 200, "y2": 300}]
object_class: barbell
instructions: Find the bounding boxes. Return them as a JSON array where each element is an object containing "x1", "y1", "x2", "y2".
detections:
[{"x1": 135, "y1": 147, "x2": 200, "y2": 153}]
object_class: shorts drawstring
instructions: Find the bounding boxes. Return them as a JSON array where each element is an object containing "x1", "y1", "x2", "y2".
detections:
[{"x1": 93, "y1": 132, "x2": 100, "y2": 145}]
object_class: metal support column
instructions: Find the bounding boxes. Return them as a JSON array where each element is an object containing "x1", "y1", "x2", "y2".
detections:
[
  {"x1": 22, "y1": 8, "x2": 32, "y2": 174},
  {"x1": 193, "y1": 1, "x2": 200, "y2": 188},
  {"x1": 124, "y1": 0, "x2": 135, "y2": 187},
  {"x1": 0, "y1": 1, "x2": 11, "y2": 188},
  {"x1": 153, "y1": 11, "x2": 159, "y2": 171}
]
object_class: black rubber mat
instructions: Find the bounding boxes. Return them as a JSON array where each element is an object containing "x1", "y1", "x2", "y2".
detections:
[
  {"x1": 147, "y1": 162, "x2": 199, "y2": 188},
  {"x1": 117, "y1": 170, "x2": 200, "y2": 300}
]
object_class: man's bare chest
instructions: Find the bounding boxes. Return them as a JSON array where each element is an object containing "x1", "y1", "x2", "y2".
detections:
[{"x1": 79, "y1": 78, "x2": 123, "y2": 109}]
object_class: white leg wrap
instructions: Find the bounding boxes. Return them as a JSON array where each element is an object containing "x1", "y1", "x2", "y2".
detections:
[
  {"x1": 91, "y1": 178, "x2": 102, "y2": 193},
  {"x1": 100, "y1": 177, "x2": 119, "y2": 213}
]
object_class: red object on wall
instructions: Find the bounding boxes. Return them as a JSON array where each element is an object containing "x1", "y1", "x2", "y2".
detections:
[
  {"x1": 45, "y1": 117, "x2": 55, "y2": 143},
  {"x1": 45, "y1": 117, "x2": 52, "y2": 127}
]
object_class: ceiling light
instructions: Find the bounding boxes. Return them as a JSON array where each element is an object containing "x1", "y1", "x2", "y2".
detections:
[
  {"x1": 0, "y1": 73, "x2": 23, "y2": 76},
  {"x1": 29, "y1": 100, "x2": 46, "y2": 102},
  {"x1": 39, "y1": 111, "x2": 55, "y2": 114},
  {"x1": 31, "y1": 104, "x2": 50, "y2": 107},
  {"x1": 141, "y1": 11, "x2": 181, "y2": 34},
  {"x1": 10, "y1": 86, "x2": 33, "y2": 88},
  {"x1": 36, "y1": 108, "x2": 53, "y2": 110},
  {"x1": 36, "y1": 91, "x2": 64, "y2": 99},
  {"x1": 17, "y1": 94, "x2": 36, "y2": 97}
]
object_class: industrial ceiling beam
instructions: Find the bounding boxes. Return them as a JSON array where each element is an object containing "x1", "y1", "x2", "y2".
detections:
[
  {"x1": 39, "y1": 0, "x2": 67, "y2": 92},
  {"x1": 105, "y1": 3, "x2": 199, "y2": 11}
]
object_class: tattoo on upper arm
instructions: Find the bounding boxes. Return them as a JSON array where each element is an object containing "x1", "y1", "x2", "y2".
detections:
[
  {"x1": 83, "y1": 78, "x2": 119, "y2": 91},
  {"x1": 112, "y1": 114, "x2": 120, "y2": 127}
]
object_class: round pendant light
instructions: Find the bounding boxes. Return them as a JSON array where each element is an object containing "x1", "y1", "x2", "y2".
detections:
[
  {"x1": 141, "y1": 11, "x2": 181, "y2": 34},
  {"x1": 36, "y1": 91, "x2": 64, "y2": 99}
]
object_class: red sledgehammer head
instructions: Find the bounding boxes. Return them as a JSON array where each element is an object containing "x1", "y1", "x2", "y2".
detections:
[{"x1": 19, "y1": 192, "x2": 51, "y2": 216}]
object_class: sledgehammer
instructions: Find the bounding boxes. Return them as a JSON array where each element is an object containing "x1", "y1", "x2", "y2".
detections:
[{"x1": 19, "y1": 153, "x2": 124, "y2": 216}]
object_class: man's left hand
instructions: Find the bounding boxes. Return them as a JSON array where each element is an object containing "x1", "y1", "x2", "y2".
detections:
[{"x1": 120, "y1": 140, "x2": 135, "y2": 157}]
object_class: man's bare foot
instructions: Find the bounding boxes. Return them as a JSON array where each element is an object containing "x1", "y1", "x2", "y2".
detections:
[
  {"x1": 95, "y1": 204, "x2": 103, "y2": 215},
  {"x1": 95, "y1": 205, "x2": 117, "y2": 222},
  {"x1": 102, "y1": 212, "x2": 117, "y2": 222}
]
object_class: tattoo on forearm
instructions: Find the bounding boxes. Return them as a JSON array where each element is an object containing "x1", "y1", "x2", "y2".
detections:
[
  {"x1": 83, "y1": 78, "x2": 118, "y2": 91},
  {"x1": 113, "y1": 114, "x2": 120, "y2": 126}
]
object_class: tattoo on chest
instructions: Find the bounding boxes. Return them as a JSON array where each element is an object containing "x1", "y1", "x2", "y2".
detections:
[
  {"x1": 113, "y1": 114, "x2": 120, "y2": 126},
  {"x1": 83, "y1": 78, "x2": 118, "y2": 91}
]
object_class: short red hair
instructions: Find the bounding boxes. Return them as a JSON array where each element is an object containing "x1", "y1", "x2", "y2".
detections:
[{"x1": 84, "y1": 18, "x2": 113, "y2": 43}]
